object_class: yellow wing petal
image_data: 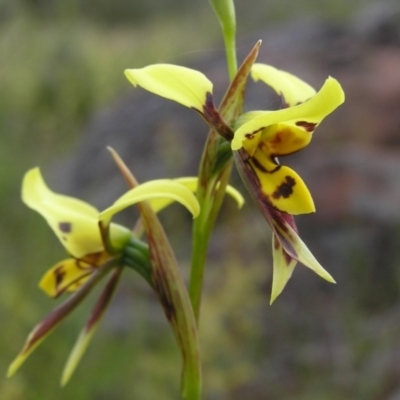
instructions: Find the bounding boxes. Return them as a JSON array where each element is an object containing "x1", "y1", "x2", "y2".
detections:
[
  {"x1": 22, "y1": 168, "x2": 103, "y2": 258},
  {"x1": 124, "y1": 64, "x2": 213, "y2": 111},
  {"x1": 251, "y1": 64, "x2": 316, "y2": 107},
  {"x1": 100, "y1": 179, "x2": 200, "y2": 226},
  {"x1": 232, "y1": 77, "x2": 344, "y2": 150},
  {"x1": 249, "y1": 148, "x2": 315, "y2": 215},
  {"x1": 148, "y1": 177, "x2": 245, "y2": 212}
]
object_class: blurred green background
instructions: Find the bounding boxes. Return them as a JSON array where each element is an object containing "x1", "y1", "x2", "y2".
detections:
[{"x1": 3, "y1": 0, "x2": 398, "y2": 399}]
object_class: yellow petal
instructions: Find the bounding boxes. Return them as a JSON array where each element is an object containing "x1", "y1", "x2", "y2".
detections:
[
  {"x1": 124, "y1": 64, "x2": 213, "y2": 111},
  {"x1": 273, "y1": 219, "x2": 336, "y2": 284},
  {"x1": 232, "y1": 77, "x2": 345, "y2": 150},
  {"x1": 100, "y1": 179, "x2": 200, "y2": 226},
  {"x1": 258, "y1": 121, "x2": 312, "y2": 157},
  {"x1": 22, "y1": 168, "x2": 103, "y2": 258},
  {"x1": 270, "y1": 235, "x2": 297, "y2": 304},
  {"x1": 249, "y1": 148, "x2": 315, "y2": 215},
  {"x1": 251, "y1": 64, "x2": 316, "y2": 107},
  {"x1": 38, "y1": 258, "x2": 98, "y2": 298},
  {"x1": 148, "y1": 177, "x2": 245, "y2": 212}
]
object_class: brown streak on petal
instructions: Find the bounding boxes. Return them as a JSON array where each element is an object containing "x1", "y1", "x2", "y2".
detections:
[
  {"x1": 283, "y1": 250, "x2": 293, "y2": 265},
  {"x1": 54, "y1": 266, "x2": 66, "y2": 287},
  {"x1": 273, "y1": 235, "x2": 280, "y2": 250},
  {"x1": 252, "y1": 157, "x2": 281, "y2": 174},
  {"x1": 295, "y1": 121, "x2": 317, "y2": 132}
]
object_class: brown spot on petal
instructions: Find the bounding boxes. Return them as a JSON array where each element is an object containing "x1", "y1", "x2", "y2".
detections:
[
  {"x1": 54, "y1": 265, "x2": 66, "y2": 287},
  {"x1": 58, "y1": 222, "x2": 72, "y2": 233},
  {"x1": 272, "y1": 176, "x2": 296, "y2": 199},
  {"x1": 295, "y1": 121, "x2": 317, "y2": 132}
]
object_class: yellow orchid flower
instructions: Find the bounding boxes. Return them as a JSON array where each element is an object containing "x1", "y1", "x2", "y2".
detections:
[
  {"x1": 124, "y1": 60, "x2": 345, "y2": 302},
  {"x1": 8, "y1": 166, "x2": 200, "y2": 380},
  {"x1": 232, "y1": 65, "x2": 344, "y2": 302},
  {"x1": 23, "y1": 167, "x2": 200, "y2": 297}
]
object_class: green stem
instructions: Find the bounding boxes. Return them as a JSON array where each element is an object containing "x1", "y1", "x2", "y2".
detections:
[
  {"x1": 189, "y1": 0, "x2": 238, "y2": 324},
  {"x1": 209, "y1": 0, "x2": 237, "y2": 81},
  {"x1": 189, "y1": 194, "x2": 214, "y2": 321},
  {"x1": 223, "y1": 28, "x2": 237, "y2": 82}
]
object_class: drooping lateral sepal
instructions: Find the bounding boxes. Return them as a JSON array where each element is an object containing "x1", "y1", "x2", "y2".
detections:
[
  {"x1": 7, "y1": 261, "x2": 117, "y2": 378},
  {"x1": 61, "y1": 267, "x2": 123, "y2": 386},
  {"x1": 270, "y1": 234, "x2": 297, "y2": 304},
  {"x1": 272, "y1": 216, "x2": 335, "y2": 284}
]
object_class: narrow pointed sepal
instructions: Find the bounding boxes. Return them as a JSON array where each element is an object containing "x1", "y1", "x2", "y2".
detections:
[
  {"x1": 124, "y1": 64, "x2": 213, "y2": 111},
  {"x1": 8, "y1": 323, "x2": 50, "y2": 378},
  {"x1": 270, "y1": 235, "x2": 297, "y2": 304},
  {"x1": 8, "y1": 261, "x2": 117, "y2": 378},
  {"x1": 61, "y1": 268, "x2": 123, "y2": 386},
  {"x1": 273, "y1": 218, "x2": 336, "y2": 284},
  {"x1": 8, "y1": 294, "x2": 83, "y2": 377},
  {"x1": 219, "y1": 40, "x2": 262, "y2": 122}
]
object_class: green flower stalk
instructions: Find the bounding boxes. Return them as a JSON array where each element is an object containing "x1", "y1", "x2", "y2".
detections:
[{"x1": 209, "y1": 0, "x2": 237, "y2": 80}]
